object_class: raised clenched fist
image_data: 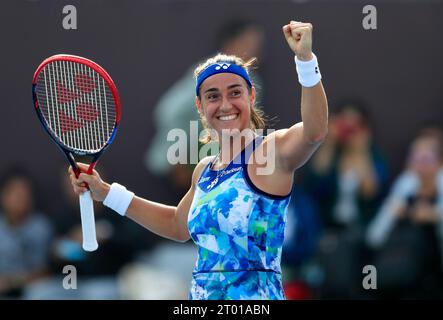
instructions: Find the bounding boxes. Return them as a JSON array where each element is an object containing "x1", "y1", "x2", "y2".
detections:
[{"x1": 282, "y1": 21, "x2": 313, "y2": 61}]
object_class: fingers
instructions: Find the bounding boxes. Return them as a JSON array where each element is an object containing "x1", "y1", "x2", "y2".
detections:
[
  {"x1": 76, "y1": 162, "x2": 91, "y2": 171},
  {"x1": 69, "y1": 172, "x2": 88, "y2": 195},
  {"x1": 284, "y1": 21, "x2": 312, "y2": 30},
  {"x1": 70, "y1": 175, "x2": 87, "y2": 194},
  {"x1": 290, "y1": 25, "x2": 312, "y2": 38},
  {"x1": 68, "y1": 162, "x2": 91, "y2": 179},
  {"x1": 282, "y1": 24, "x2": 292, "y2": 42},
  {"x1": 73, "y1": 185, "x2": 88, "y2": 195},
  {"x1": 68, "y1": 163, "x2": 97, "y2": 195},
  {"x1": 282, "y1": 21, "x2": 312, "y2": 40},
  {"x1": 286, "y1": 21, "x2": 312, "y2": 34},
  {"x1": 67, "y1": 163, "x2": 108, "y2": 201},
  {"x1": 290, "y1": 21, "x2": 313, "y2": 29},
  {"x1": 67, "y1": 162, "x2": 92, "y2": 172}
]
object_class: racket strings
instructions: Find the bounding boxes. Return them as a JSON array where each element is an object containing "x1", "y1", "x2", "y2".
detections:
[{"x1": 36, "y1": 60, "x2": 117, "y2": 152}]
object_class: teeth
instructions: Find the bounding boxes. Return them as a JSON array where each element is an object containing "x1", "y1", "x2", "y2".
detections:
[{"x1": 218, "y1": 114, "x2": 238, "y2": 121}]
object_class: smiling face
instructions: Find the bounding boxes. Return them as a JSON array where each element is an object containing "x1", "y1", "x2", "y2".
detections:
[{"x1": 195, "y1": 73, "x2": 255, "y2": 137}]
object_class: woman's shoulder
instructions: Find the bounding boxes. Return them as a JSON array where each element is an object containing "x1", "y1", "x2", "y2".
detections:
[
  {"x1": 196, "y1": 155, "x2": 216, "y2": 170},
  {"x1": 192, "y1": 156, "x2": 217, "y2": 185}
]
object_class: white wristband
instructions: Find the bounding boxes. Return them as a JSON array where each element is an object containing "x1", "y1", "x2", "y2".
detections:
[
  {"x1": 103, "y1": 183, "x2": 134, "y2": 216},
  {"x1": 294, "y1": 53, "x2": 322, "y2": 88}
]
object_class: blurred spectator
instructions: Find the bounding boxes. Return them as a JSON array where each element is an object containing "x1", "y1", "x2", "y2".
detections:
[
  {"x1": 282, "y1": 184, "x2": 322, "y2": 299},
  {"x1": 367, "y1": 127, "x2": 443, "y2": 298},
  {"x1": 302, "y1": 100, "x2": 388, "y2": 298},
  {"x1": 145, "y1": 19, "x2": 264, "y2": 199},
  {"x1": 0, "y1": 166, "x2": 53, "y2": 298},
  {"x1": 304, "y1": 100, "x2": 388, "y2": 228},
  {"x1": 283, "y1": 185, "x2": 322, "y2": 267}
]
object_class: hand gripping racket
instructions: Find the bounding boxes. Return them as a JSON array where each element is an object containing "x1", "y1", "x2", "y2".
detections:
[{"x1": 32, "y1": 54, "x2": 121, "y2": 251}]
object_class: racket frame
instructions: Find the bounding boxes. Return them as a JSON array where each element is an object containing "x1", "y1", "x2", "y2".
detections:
[{"x1": 31, "y1": 54, "x2": 121, "y2": 176}]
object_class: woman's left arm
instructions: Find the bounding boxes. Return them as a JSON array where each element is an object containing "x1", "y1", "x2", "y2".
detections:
[{"x1": 273, "y1": 21, "x2": 328, "y2": 171}]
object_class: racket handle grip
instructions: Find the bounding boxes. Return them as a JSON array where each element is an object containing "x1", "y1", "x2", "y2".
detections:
[{"x1": 79, "y1": 191, "x2": 99, "y2": 252}]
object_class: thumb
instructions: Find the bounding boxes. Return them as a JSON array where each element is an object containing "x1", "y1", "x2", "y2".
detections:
[
  {"x1": 78, "y1": 172, "x2": 96, "y2": 185},
  {"x1": 282, "y1": 24, "x2": 292, "y2": 42},
  {"x1": 71, "y1": 162, "x2": 91, "y2": 177},
  {"x1": 76, "y1": 162, "x2": 91, "y2": 174}
]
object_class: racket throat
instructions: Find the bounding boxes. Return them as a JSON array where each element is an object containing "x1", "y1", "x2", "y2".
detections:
[
  {"x1": 66, "y1": 152, "x2": 96, "y2": 178},
  {"x1": 66, "y1": 152, "x2": 81, "y2": 177}
]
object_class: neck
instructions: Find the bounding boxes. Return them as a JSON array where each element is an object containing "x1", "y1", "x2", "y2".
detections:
[{"x1": 217, "y1": 129, "x2": 256, "y2": 166}]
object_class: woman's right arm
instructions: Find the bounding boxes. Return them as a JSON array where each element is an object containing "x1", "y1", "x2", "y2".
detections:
[{"x1": 70, "y1": 158, "x2": 212, "y2": 243}]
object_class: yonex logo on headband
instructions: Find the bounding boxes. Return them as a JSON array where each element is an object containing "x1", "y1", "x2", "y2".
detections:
[
  {"x1": 214, "y1": 63, "x2": 231, "y2": 70},
  {"x1": 196, "y1": 62, "x2": 252, "y2": 96}
]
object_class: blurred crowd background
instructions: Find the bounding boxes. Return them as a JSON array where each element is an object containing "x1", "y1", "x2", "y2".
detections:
[{"x1": 1, "y1": 0, "x2": 443, "y2": 299}]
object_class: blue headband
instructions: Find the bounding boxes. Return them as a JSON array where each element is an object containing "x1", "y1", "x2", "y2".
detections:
[{"x1": 195, "y1": 62, "x2": 252, "y2": 96}]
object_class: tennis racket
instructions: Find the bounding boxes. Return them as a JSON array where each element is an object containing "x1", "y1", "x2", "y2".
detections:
[{"x1": 32, "y1": 54, "x2": 121, "y2": 252}]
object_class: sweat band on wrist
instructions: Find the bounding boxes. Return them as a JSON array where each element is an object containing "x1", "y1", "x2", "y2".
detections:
[
  {"x1": 103, "y1": 183, "x2": 134, "y2": 216},
  {"x1": 294, "y1": 53, "x2": 322, "y2": 88}
]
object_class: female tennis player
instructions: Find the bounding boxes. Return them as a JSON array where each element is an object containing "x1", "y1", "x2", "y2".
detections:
[{"x1": 70, "y1": 20, "x2": 328, "y2": 299}]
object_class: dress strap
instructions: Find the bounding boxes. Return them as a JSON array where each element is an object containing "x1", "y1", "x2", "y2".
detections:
[{"x1": 238, "y1": 135, "x2": 264, "y2": 165}]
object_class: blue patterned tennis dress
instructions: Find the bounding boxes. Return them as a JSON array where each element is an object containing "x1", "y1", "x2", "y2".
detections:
[{"x1": 187, "y1": 136, "x2": 291, "y2": 300}]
